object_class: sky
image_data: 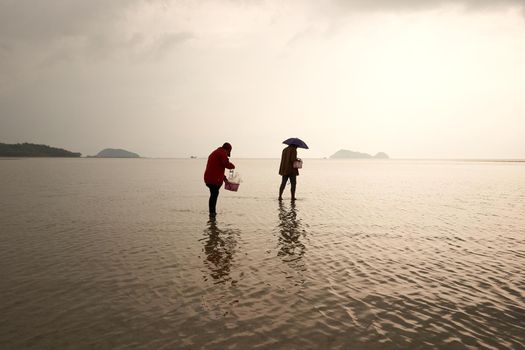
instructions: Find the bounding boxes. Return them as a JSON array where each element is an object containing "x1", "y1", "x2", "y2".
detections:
[{"x1": 1, "y1": 0, "x2": 524, "y2": 159}]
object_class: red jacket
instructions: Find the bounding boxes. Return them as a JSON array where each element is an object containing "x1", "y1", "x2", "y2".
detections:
[{"x1": 204, "y1": 147, "x2": 235, "y2": 185}]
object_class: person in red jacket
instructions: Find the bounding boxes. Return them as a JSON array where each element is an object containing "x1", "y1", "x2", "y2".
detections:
[{"x1": 204, "y1": 142, "x2": 235, "y2": 216}]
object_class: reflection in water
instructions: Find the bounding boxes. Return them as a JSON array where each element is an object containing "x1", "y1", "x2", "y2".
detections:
[
  {"x1": 202, "y1": 218, "x2": 238, "y2": 283},
  {"x1": 277, "y1": 201, "x2": 306, "y2": 273},
  {"x1": 2, "y1": 160, "x2": 524, "y2": 349}
]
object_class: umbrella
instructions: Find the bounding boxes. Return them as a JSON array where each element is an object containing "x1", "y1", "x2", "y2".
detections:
[{"x1": 282, "y1": 137, "x2": 309, "y2": 149}]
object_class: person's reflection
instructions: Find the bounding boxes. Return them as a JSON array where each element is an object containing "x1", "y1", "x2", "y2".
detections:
[
  {"x1": 277, "y1": 201, "x2": 306, "y2": 270},
  {"x1": 202, "y1": 217, "x2": 237, "y2": 283}
]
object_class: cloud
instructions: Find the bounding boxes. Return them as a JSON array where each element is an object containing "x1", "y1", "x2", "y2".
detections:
[
  {"x1": 0, "y1": 1, "x2": 522, "y2": 47},
  {"x1": 0, "y1": 1, "x2": 136, "y2": 43},
  {"x1": 0, "y1": 0, "x2": 138, "y2": 64},
  {"x1": 0, "y1": 0, "x2": 198, "y2": 65},
  {"x1": 327, "y1": 0, "x2": 525, "y2": 12},
  {"x1": 155, "y1": 32, "x2": 195, "y2": 58}
]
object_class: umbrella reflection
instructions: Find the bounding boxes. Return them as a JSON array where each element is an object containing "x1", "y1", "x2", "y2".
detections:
[
  {"x1": 202, "y1": 217, "x2": 238, "y2": 283},
  {"x1": 277, "y1": 201, "x2": 306, "y2": 270}
]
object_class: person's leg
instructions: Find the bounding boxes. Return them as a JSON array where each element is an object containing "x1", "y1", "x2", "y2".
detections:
[
  {"x1": 206, "y1": 184, "x2": 220, "y2": 215},
  {"x1": 290, "y1": 176, "x2": 297, "y2": 200},
  {"x1": 278, "y1": 176, "x2": 288, "y2": 200}
]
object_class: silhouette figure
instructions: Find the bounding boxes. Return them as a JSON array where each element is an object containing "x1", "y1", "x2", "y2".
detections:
[
  {"x1": 204, "y1": 142, "x2": 235, "y2": 217},
  {"x1": 278, "y1": 145, "x2": 299, "y2": 201}
]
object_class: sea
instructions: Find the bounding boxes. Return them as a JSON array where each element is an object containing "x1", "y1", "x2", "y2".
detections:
[{"x1": 0, "y1": 158, "x2": 524, "y2": 349}]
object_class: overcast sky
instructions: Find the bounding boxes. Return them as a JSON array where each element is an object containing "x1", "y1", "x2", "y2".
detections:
[{"x1": 1, "y1": 0, "x2": 524, "y2": 158}]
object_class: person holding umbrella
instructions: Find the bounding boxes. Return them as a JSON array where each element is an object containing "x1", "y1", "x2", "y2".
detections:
[
  {"x1": 279, "y1": 138, "x2": 308, "y2": 201},
  {"x1": 204, "y1": 142, "x2": 235, "y2": 217}
]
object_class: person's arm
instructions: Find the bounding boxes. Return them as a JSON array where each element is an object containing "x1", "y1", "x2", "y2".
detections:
[{"x1": 220, "y1": 151, "x2": 235, "y2": 169}]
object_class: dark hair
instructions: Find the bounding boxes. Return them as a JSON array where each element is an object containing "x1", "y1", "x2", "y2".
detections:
[{"x1": 222, "y1": 142, "x2": 232, "y2": 150}]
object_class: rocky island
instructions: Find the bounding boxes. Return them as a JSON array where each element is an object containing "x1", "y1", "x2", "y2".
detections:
[
  {"x1": 90, "y1": 148, "x2": 140, "y2": 158},
  {"x1": 330, "y1": 149, "x2": 389, "y2": 159},
  {"x1": 0, "y1": 142, "x2": 81, "y2": 157}
]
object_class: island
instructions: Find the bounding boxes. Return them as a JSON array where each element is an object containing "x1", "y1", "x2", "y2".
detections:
[
  {"x1": 0, "y1": 142, "x2": 81, "y2": 157},
  {"x1": 330, "y1": 149, "x2": 389, "y2": 159},
  {"x1": 89, "y1": 148, "x2": 140, "y2": 158}
]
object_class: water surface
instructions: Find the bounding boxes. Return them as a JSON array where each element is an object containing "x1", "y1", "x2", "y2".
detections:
[{"x1": 0, "y1": 158, "x2": 524, "y2": 349}]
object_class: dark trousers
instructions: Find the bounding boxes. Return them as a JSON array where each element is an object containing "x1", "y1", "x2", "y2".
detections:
[
  {"x1": 206, "y1": 184, "x2": 220, "y2": 214},
  {"x1": 281, "y1": 175, "x2": 297, "y2": 186},
  {"x1": 279, "y1": 175, "x2": 297, "y2": 199}
]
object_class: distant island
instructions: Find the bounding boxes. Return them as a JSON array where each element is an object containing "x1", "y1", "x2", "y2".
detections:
[
  {"x1": 89, "y1": 148, "x2": 140, "y2": 158},
  {"x1": 0, "y1": 142, "x2": 81, "y2": 157},
  {"x1": 330, "y1": 149, "x2": 389, "y2": 159}
]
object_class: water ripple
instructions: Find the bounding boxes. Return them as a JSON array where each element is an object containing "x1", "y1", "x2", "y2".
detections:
[{"x1": 0, "y1": 159, "x2": 524, "y2": 349}]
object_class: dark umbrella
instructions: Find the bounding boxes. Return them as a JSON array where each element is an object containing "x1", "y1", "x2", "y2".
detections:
[{"x1": 282, "y1": 137, "x2": 309, "y2": 149}]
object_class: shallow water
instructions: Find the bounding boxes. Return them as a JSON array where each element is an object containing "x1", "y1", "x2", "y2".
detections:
[{"x1": 0, "y1": 158, "x2": 524, "y2": 349}]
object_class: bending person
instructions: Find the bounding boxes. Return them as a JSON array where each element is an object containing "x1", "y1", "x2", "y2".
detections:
[{"x1": 204, "y1": 142, "x2": 235, "y2": 217}]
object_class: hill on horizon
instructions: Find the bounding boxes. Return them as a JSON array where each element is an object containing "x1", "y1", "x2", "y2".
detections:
[
  {"x1": 0, "y1": 142, "x2": 81, "y2": 157},
  {"x1": 90, "y1": 148, "x2": 140, "y2": 158},
  {"x1": 330, "y1": 149, "x2": 389, "y2": 159}
]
